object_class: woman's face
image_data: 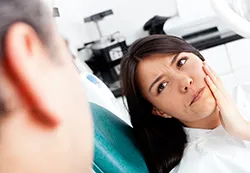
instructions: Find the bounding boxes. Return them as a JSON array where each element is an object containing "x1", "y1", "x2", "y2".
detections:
[{"x1": 136, "y1": 52, "x2": 217, "y2": 126}]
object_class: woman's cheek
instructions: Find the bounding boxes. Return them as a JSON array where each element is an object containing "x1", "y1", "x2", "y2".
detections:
[{"x1": 189, "y1": 62, "x2": 205, "y2": 76}]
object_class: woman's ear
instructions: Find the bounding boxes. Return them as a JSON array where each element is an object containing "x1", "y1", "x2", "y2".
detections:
[
  {"x1": 152, "y1": 107, "x2": 158, "y2": 115},
  {"x1": 152, "y1": 107, "x2": 172, "y2": 118}
]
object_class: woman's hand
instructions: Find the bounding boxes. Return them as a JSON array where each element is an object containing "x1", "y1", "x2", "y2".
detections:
[{"x1": 203, "y1": 61, "x2": 250, "y2": 140}]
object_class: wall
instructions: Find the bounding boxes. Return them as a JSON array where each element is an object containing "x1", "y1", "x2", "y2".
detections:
[
  {"x1": 117, "y1": 38, "x2": 250, "y2": 124},
  {"x1": 54, "y1": 0, "x2": 177, "y2": 48},
  {"x1": 51, "y1": 0, "x2": 250, "y2": 125}
]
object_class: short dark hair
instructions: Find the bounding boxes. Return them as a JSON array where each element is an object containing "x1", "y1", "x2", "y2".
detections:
[
  {"x1": 0, "y1": 0, "x2": 54, "y2": 58},
  {"x1": 120, "y1": 35, "x2": 205, "y2": 173},
  {"x1": 0, "y1": 0, "x2": 54, "y2": 114}
]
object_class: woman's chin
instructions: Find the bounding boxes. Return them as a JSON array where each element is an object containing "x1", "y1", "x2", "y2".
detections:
[
  {"x1": 189, "y1": 96, "x2": 217, "y2": 122},
  {"x1": 182, "y1": 101, "x2": 219, "y2": 129},
  {"x1": 194, "y1": 89, "x2": 216, "y2": 113}
]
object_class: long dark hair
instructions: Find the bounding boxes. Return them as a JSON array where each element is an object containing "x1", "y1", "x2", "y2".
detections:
[{"x1": 120, "y1": 35, "x2": 205, "y2": 173}]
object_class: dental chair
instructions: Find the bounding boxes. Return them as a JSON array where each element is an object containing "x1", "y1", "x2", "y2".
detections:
[{"x1": 89, "y1": 102, "x2": 149, "y2": 173}]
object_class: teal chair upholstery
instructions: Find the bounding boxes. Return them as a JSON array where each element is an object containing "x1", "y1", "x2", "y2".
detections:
[{"x1": 90, "y1": 103, "x2": 149, "y2": 173}]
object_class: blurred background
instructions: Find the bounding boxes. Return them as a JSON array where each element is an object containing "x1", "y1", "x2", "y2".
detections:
[{"x1": 45, "y1": 0, "x2": 250, "y2": 125}]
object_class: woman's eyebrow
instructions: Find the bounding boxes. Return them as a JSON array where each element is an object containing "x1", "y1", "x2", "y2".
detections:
[
  {"x1": 170, "y1": 53, "x2": 181, "y2": 66},
  {"x1": 148, "y1": 53, "x2": 181, "y2": 92},
  {"x1": 149, "y1": 74, "x2": 164, "y2": 92}
]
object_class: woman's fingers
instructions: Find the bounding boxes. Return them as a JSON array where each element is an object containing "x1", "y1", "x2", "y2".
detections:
[
  {"x1": 203, "y1": 62, "x2": 227, "y2": 94},
  {"x1": 205, "y1": 75, "x2": 225, "y2": 108},
  {"x1": 204, "y1": 61, "x2": 217, "y2": 76},
  {"x1": 205, "y1": 75, "x2": 217, "y2": 95},
  {"x1": 203, "y1": 64, "x2": 249, "y2": 140},
  {"x1": 203, "y1": 62, "x2": 220, "y2": 85}
]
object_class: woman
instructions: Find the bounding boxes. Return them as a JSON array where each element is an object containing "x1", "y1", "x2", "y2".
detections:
[{"x1": 120, "y1": 35, "x2": 250, "y2": 173}]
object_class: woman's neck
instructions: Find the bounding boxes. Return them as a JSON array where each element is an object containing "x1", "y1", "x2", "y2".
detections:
[{"x1": 182, "y1": 108, "x2": 221, "y2": 129}]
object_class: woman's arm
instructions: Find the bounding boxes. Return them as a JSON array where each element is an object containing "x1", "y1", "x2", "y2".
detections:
[{"x1": 203, "y1": 62, "x2": 250, "y2": 141}]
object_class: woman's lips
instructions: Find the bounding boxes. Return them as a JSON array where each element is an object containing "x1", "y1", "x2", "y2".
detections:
[{"x1": 190, "y1": 87, "x2": 205, "y2": 106}]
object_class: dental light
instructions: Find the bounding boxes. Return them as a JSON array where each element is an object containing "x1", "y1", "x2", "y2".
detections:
[{"x1": 210, "y1": 0, "x2": 250, "y2": 38}]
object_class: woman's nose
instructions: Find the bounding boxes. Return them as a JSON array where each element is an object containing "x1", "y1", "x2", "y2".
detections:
[{"x1": 180, "y1": 76, "x2": 193, "y2": 93}]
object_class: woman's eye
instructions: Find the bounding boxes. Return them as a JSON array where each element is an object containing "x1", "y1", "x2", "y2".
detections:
[
  {"x1": 177, "y1": 58, "x2": 187, "y2": 68},
  {"x1": 157, "y1": 82, "x2": 168, "y2": 93}
]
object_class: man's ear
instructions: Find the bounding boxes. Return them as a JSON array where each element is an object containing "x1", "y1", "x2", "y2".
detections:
[
  {"x1": 152, "y1": 107, "x2": 172, "y2": 118},
  {"x1": 3, "y1": 22, "x2": 60, "y2": 127}
]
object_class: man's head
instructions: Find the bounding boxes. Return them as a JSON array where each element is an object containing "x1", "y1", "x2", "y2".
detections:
[{"x1": 0, "y1": 0, "x2": 93, "y2": 173}]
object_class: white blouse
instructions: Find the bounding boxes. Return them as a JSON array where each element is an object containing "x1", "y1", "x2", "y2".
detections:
[{"x1": 171, "y1": 83, "x2": 250, "y2": 173}]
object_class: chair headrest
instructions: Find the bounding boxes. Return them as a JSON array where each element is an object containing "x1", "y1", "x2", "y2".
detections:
[{"x1": 90, "y1": 103, "x2": 149, "y2": 173}]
